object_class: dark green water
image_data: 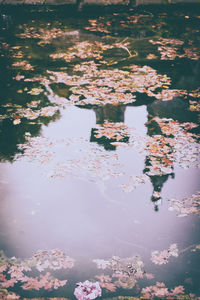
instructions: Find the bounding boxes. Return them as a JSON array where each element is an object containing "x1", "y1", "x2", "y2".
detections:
[{"x1": 0, "y1": 3, "x2": 200, "y2": 299}]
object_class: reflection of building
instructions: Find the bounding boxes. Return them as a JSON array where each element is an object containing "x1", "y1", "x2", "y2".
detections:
[
  {"x1": 149, "y1": 173, "x2": 174, "y2": 212},
  {"x1": 49, "y1": 81, "x2": 197, "y2": 210},
  {"x1": 89, "y1": 94, "x2": 152, "y2": 150},
  {"x1": 145, "y1": 96, "x2": 198, "y2": 210},
  {"x1": 90, "y1": 104, "x2": 127, "y2": 150},
  {"x1": 94, "y1": 104, "x2": 126, "y2": 124},
  {"x1": 89, "y1": 103, "x2": 169, "y2": 209},
  {"x1": 143, "y1": 115, "x2": 175, "y2": 211},
  {"x1": 85, "y1": 99, "x2": 175, "y2": 209},
  {"x1": 88, "y1": 98, "x2": 189, "y2": 210}
]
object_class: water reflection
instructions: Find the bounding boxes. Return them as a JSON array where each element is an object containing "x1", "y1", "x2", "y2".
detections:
[
  {"x1": 0, "y1": 3, "x2": 199, "y2": 298},
  {"x1": 94, "y1": 104, "x2": 126, "y2": 124},
  {"x1": 90, "y1": 105, "x2": 127, "y2": 150},
  {"x1": 89, "y1": 102, "x2": 175, "y2": 210}
]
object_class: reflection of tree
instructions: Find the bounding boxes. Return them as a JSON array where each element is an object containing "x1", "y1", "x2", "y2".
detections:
[
  {"x1": 0, "y1": 111, "x2": 61, "y2": 162},
  {"x1": 0, "y1": 16, "x2": 63, "y2": 162},
  {"x1": 0, "y1": 74, "x2": 61, "y2": 162},
  {"x1": 0, "y1": 119, "x2": 40, "y2": 162}
]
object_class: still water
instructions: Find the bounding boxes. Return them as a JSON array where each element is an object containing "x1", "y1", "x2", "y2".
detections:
[{"x1": 0, "y1": 3, "x2": 200, "y2": 299}]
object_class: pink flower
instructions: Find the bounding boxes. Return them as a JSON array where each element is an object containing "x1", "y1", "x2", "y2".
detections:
[{"x1": 74, "y1": 280, "x2": 102, "y2": 300}]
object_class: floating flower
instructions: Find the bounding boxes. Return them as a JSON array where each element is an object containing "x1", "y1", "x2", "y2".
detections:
[{"x1": 74, "y1": 280, "x2": 101, "y2": 300}]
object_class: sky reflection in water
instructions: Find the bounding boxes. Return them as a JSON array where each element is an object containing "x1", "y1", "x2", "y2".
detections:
[{"x1": 0, "y1": 3, "x2": 200, "y2": 299}]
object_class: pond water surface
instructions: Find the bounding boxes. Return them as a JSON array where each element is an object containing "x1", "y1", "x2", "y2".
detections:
[{"x1": 0, "y1": 3, "x2": 200, "y2": 299}]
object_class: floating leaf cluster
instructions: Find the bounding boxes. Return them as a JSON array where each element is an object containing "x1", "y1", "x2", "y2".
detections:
[
  {"x1": 94, "y1": 122, "x2": 130, "y2": 142},
  {"x1": 151, "y1": 244, "x2": 179, "y2": 265},
  {"x1": 16, "y1": 25, "x2": 78, "y2": 45},
  {"x1": 1, "y1": 103, "x2": 59, "y2": 124},
  {"x1": 29, "y1": 249, "x2": 75, "y2": 272},
  {"x1": 148, "y1": 88, "x2": 188, "y2": 101},
  {"x1": 141, "y1": 282, "x2": 194, "y2": 299},
  {"x1": 93, "y1": 255, "x2": 153, "y2": 291},
  {"x1": 49, "y1": 63, "x2": 171, "y2": 106},
  {"x1": 120, "y1": 174, "x2": 150, "y2": 193},
  {"x1": 84, "y1": 12, "x2": 153, "y2": 35},
  {"x1": 0, "y1": 250, "x2": 74, "y2": 294},
  {"x1": 149, "y1": 38, "x2": 200, "y2": 60},
  {"x1": 12, "y1": 60, "x2": 34, "y2": 71},
  {"x1": 50, "y1": 41, "x2": 104, "y2": 62},
  {"x1": 50, "y1": 40, "x2": 132, "y2": 63},
  {"x1": 153, "y1": 117, "x2": 199, "y2": 170},
  {"x1": 168, "y1": 192, "x2": 200, "y2": 217},
  {"x1": 15, "y1": 114, "x2": 199, "y2": 190},
  {"x1": 189, "y1": 100, "x2": 200, "y2": 111},
  {"x1": 144, "y1": 117, "x2": 199, "y2": 176},
  {"x1": 145, "y1": 135, "x2": 174, "y2": 176},
  {"x1": 17, "y1": 136, "x2": 122, "y2": 181}
]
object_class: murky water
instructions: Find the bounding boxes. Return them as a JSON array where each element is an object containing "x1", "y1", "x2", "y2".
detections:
[{"x1": 0, "y1": 3, "x2": 200, "y2": 299}]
